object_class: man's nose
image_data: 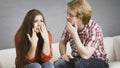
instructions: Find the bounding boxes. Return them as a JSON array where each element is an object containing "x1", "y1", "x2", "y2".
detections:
[
  {"x1": 66, "y1": 14, "x2": 70, "y2": 19},
  {"x1": 66, "y1": 16, "x2": 71, "y2": 22}
]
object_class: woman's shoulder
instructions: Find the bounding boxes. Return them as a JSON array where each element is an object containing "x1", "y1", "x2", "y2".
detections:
[
  {"x1": 48, "y1": 31, "x2": 52, "y2": 37},
  {"x1": 14, "y1": 31, "x2": 22, "y2": 44},
  {"x1": 15, "y1": 31, "x2": 22, "y2": 38}
]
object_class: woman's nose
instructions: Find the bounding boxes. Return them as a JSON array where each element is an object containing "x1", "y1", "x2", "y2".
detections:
[{"x1": 37, "y1": 22, "x2": 41, "y2": 26}]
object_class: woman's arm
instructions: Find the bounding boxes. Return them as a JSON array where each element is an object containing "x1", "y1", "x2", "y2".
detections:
[
  {"x1": 41, "y1": 32, "x2": 52, "y2": 62},
  {"x1": 26, "y1": 28, "x2": 38, "y2": 60}
]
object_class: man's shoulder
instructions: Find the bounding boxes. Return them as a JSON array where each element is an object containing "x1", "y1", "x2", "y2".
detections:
[
  {"x1": 89, "y1": 20, "x2": 96, "y2": 24},
  {"x1": 88, "y1": 20, "x2": 100, "y2": 27},
  {"x1": 87, "y1": 20, "x2": 102, "y2": 31}
]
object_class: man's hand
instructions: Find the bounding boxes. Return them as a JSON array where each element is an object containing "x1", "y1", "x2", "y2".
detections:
[
  {"x1": 66, "y1": 21, "x2": 78, "y2": 36},
  {"x1": 60, "y1": 54, "x2": 70, "y2": 62}
]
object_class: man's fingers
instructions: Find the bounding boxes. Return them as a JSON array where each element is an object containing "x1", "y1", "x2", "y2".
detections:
[
  {"x1": 74, "y1": 22, "x2": 78, "y2": 29},
  {"x1": 60, "y1": 55, "x2": 70, "y2": 62}
]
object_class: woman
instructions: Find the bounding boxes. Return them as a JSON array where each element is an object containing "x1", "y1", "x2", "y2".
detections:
[{"x1": 14, "y1": 9, "x2": 54, "y2": 68}]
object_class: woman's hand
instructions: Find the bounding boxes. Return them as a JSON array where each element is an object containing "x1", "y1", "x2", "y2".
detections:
[
  {"x1": 27, "y1": 28, "x2": 38, "y2": 48},
  {"x1": 39, "y1": 23, "x2": 49, "y2": 42}
]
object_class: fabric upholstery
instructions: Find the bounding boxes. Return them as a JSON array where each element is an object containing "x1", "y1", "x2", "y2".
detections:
[
  {"x1": 113, "y1": 36, "x2": 120, "y2": 61},
  {"x1": 0, "y1": 35, "x2": 120, "y2": 68},
  {"x1": 103, "y1": 37, "x2": 115, "y2": 62}
]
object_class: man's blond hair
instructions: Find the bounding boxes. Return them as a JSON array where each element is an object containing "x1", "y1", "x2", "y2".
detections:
[{"x1": 68, "y1": 0, "x2": 92, "y2": 25}]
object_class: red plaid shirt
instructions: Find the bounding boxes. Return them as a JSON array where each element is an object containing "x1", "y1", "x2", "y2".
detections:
[{"x1": 61, "y1": 20, "x2": 109, "y2": 63}]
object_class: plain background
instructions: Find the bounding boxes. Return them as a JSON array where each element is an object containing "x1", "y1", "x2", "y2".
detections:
[{"x1": 0, "y1": 0, "x2": 120, "y2": 50}]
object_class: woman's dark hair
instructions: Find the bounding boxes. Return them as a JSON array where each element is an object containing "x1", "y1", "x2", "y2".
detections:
[{"x1": 17, "y1": 9, "x2": 46, "y2": 65}]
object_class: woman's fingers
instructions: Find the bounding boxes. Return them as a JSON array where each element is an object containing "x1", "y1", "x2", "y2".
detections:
[
  {"x1": 39, "y1": 26, "x2": 42, "y2": 32},
  {"x1": 39, "y1": 24, "x2": 47, "y2": 33},
  {"x1": 27, "y1": 33, "x2": 31, "y2": 41},
  {"x1": 32, "y1": 28, "x2": 36, "y2": 35},
  {"x1": 39, "y1": 24, "x2": 44, "y2": 32},
  {"x1": 27, "y1": 28, "x2": 37, "y2": 41}
]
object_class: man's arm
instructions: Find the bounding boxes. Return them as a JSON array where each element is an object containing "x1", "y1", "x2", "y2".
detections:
[
  {"x1": 59, "y1": 39, "x2": 70, "y2": 61},
  {"x1": 72, "y1": 34, "x2": 95, "y2": 59},
  {"x1": 66, "y1": 21, "x2": 95, "y2": 59},
  {"x1": 59, "y1": 40, "x2": 66, "y2": 55}
]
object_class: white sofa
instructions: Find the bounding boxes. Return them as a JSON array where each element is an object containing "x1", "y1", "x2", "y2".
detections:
[{"x1": 0, "y1": 35, "x2": 120, "y2": 68}]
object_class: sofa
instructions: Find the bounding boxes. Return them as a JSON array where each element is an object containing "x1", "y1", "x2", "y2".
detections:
[{"x1": 0, "y1": 35, "x2": 120, "y2": 68}]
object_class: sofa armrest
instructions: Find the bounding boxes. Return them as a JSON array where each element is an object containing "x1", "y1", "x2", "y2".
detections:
[
  {"x1": 0, "y1": 48, "x2": 16, "y2": 68},
  {"x1": 113, "y1": 36, "x2": 120, "y2": 61},
  {"x1": 103, "y1": 37, "x2": 115, "y2": 62}
]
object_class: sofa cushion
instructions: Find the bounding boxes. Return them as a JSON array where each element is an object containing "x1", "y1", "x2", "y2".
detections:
[
  {"x1": 0, "y1": 48, "x2": 16, "y2": 68},
  {"x1": 109, "y1": 61, "x2": 120, "y2": 68},
  {"x1": 113, "y1": 36, "x2": 120, "y2": 61},
  {"x1": 50, "y1": 42, "x2": 72, "y2": 63},
  {"x1": 103, "y1": 37, "x2": 115, "y2": 62},
  {"x1": 50, "y1": 43, "x2": 60, "y2": 63}
]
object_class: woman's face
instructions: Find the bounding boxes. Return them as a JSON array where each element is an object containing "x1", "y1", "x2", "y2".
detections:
[{"x1": 34, "y1": 15, "x2": 44, "y2": 33}]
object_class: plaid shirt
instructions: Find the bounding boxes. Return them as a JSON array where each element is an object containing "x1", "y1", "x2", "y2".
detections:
[{"x1": 61, "y1": 20, "x2": 109, "y2": 63}]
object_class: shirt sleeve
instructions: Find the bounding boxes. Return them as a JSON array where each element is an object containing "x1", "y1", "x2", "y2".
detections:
[
  {"x1": 25, "y1": 55, "x2": 35, "y2": 63},
  {"x1": 41, "y1": 48, "x2": 52, "y2": 62},
  {"x1": 14, "y1": 32, "x2": 21, "y2": 57},
  {"x1": 61, "y1": 26, "x2": 69, "y2": 44}
]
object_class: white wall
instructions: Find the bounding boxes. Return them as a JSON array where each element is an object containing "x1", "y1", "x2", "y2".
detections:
[{"x1": 0, "y1": 0, "x2": 120, "y2": 49}]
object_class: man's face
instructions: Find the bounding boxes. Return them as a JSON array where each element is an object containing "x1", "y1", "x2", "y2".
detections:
[
  {"x1": 66, "y1": 6, "x2": 83, "y2": 29},
  {"x1": 66, "y1": 7, "x2": 78, "y2": 26}
]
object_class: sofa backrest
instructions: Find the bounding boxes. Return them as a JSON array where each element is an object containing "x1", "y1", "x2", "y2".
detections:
[
  {"x1": 103, "y1": 35, "x2": 120, "y2": 62},
  {"x1": 113, "y1": 36, "x2": 120, "y2": 61},
  {"x1": 50, "y1": 43, "x2": 60, "y2": 62},
  {"x1": 103, "y1": 37, "x2": 115, "y2": 62}
]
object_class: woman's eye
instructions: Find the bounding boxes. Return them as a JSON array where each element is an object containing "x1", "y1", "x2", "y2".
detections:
[
  {"x1": 34, "y1": 20, "x2": 37, "y2": 23},
  {"x1": 34, "y1": 19, "x2": 43, "y2": 23},
  {"x1": 40, "y1": 20, "x2": 43, "y2": 22}
]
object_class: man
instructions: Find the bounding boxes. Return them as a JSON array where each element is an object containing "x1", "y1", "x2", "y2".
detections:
[{"x1": 54, "y1": 0, "x2": 109, "y2": 68}]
